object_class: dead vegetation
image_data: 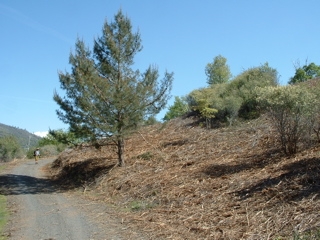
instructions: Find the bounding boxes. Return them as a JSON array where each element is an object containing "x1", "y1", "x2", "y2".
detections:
[{"x1": 49, "y1": 116, "x2": 320, "y2": 239}]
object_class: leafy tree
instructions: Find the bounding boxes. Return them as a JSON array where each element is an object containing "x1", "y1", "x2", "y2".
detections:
[
  {"x1": 27, "y1": 129, "x2": 76, "y2": 159},
  {"x1": 188, "y1": 84, "x2": 242, "y2": 126},
  {"x1": 229, "y1": 62, "x2": 279, "y2": 119},
  {"x1": 0, "y1": 136, "x2": 24, "y2": 162},
  {"x1": 143, "y1": 116, "x2": 159, "y2": 126},
  {"x1": 163, "y1": 96, "x2": 189, "y2": 121},
  {"x1": 48, "y1": 129, "x2": 79, "y2": 146},
  {"x1": 289, "y1": 62, "x2": 320, "y2": 84},
  {"x1": 37, "y1": 132, "x2": 59, "y2": 147},
  {"x1": 54, "y1": 10, "x2": 173, "y2": 166},
  {"x1": 205, "y1": 55, "x2": 231, "y2": 85},
  {"x1": 38, "y1": 129, "x2": 77, "y2": 146},
  {"x1": 187, "y1": 63, "x2": 278, "y2": 127},
  {"x1": 188, "y1": 88, "x2": 218, "y2": 128}
]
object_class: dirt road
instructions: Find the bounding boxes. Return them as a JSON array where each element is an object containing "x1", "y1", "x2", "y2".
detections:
[{"x1": 0, "y1": 158, "x2": 135, "y2": 240}]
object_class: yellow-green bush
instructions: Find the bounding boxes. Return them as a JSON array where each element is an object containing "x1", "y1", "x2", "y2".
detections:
[
  {"x1": 186, "y1": 63, "x2": 279, "y2": 127},
  {"x1": 258, "y1": 85, "x2": 318, "y2": 154}
]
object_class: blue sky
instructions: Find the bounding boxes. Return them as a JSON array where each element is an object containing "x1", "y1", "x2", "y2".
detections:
[{"x1": 1, "y1": 0, "x2": 320, "y2": 136}]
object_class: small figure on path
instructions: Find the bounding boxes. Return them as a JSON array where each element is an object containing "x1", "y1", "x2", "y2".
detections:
[{"x1": 33, "y1": 148, "x2": 40, "y2": 164}]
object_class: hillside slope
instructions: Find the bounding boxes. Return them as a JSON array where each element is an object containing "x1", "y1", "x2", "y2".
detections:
[
  {"x1": 0, "y1": 123, "x2": 40, "y2": 149},
  {"x1": 50, "y1": 116, "x2": 320, "y2": 239}
]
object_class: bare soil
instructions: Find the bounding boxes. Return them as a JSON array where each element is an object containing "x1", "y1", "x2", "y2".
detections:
[{"x1": 47, "y1": 116, "x2": 320, "y2": 239}]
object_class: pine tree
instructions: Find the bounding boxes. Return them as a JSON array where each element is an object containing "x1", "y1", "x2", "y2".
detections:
[
  {"x1": 54, "y1": 10, "x2": 173, "y2": 166},
  {"x1": 205, "y1": 55, "x2": 231, "y2": 85}
]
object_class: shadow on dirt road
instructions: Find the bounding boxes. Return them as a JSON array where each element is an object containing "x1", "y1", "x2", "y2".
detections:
[{"x1": 0, "y1": 173, "x2": 58, "y2": 195}]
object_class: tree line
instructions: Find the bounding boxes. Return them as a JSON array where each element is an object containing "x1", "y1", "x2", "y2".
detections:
[
  {"x1": 164, "y1": 55, "x2": 320, "y2": 155},
  {"x1": 0, "y1": 129, "x2": 74, "y2": 162},
  {"x1": 52, "y1": 9, "x2": 320, "y2": 166},
  {"x1": 0, "y1": 124, "x2": 40, "y2": 162},
  {"x1": 3, "y1": 9, "x2": 320, "y2": 163}
]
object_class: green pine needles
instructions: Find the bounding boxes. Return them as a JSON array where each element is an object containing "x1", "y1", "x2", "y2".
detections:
[{"x1": 54, "y1": 10, "x2": 173, "y2": 166}]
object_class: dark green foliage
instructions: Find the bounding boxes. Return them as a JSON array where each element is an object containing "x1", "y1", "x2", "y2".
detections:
[
  {"x1": 39, "y1": 129, "x2": 79, "y2": 146},
  {"x1": 289, "y1": 62, "x2": 320, "y2": 84},
  {"x1": 0, "y1": 136, "x2": 24, "y2": 162},
  {"x1": 238, "y1": 98, "x2": 260, "y2": 120},
  {"x1": 54, "y1": 10, "x2": 173, "y2": 166},
  {"x1": 37, "y1": 133, "x2": 59, "y2": 147},
  {"x1": 228, "y1": 63, "x2": 279, "y2": 119},
  {"x1": 163, "y1": 96, "x2": 189, "y2": 121},
  {"x1": 0, "y1": 123, "x2": 40, "y2": 149}
]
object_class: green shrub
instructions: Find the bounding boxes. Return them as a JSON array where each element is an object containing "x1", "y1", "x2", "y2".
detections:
[
  {"x1": 187, "y1": 88, "x2": 218, "y2": 128},
  {"x1": 137, "y1": 151, "x2": 153, "y2": 160},
  {"x1": 289, "y1": 62, "x2": 320, "y2": 85},
  {"x1": 301, "y1": 79, "x2": 320, "y2": 143},
  {"x1": 39, "y1": 129, "x2": 79, "y2": 146},
  {"x1": 163, "y1": 96, "x2": 189, "y2": 121},
  {"x1": 0, "y1": 136, "x2": 24, "y2": 162},
  {"x1": 129, "y1": 200, "x2": 156, "y2": 211},
  {"x1": 27, "y1": 144, "x2": 67, "y2": 159},
  {"x1": 0, "y1": 195, "x2": 8, "y2": 239},
  {"x1": 258, "y1": 85, "x2": 317, "y2": 154},
  {"x1": 27, "y1": 129, "x2": 77, "y2": 159},
  {"x1": 228, "y1": 63, "x2": 278, "y2": 119},
  {"x1": 187, "y1": 63, "x2": 279, "y2": 127},
  {"x1": 40, "y1": 144, "x2": 64, "y2": 157},
  {"x1": 292, "y1": 228, "x2": 320, "y2": 239}
]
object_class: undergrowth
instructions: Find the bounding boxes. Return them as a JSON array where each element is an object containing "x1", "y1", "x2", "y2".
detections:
[
  {"x1": 0, "y1": 164, "x2": 8, "y2": 240},
  {"x1": 0, "y1": 195, "x2": 7, "y2": 240},
  {"x1": 49, "y1": 117, "x2": 320, "y2": 239}
]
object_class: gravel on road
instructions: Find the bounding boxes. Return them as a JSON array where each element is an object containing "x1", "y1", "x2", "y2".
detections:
[{"x1": 1, "y1": 158, "x2": 135, "y2": 240}]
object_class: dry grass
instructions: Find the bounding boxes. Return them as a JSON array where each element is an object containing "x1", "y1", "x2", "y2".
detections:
[{"x1": 49, "y1": 116, "x2": 320, "y2": 239}]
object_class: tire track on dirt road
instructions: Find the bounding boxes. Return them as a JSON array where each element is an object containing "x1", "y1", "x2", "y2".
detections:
[{"x1": 0, "y1": 158, "x2": 134, "y2": 240}]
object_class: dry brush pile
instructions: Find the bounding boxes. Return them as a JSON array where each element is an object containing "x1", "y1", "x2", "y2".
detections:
[{"x1": 50, "y1": 116, "x2": 320, "y2": 239}]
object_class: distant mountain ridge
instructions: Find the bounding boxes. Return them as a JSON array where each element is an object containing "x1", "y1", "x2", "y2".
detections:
[{"x1": 0, "y1": 123, "x2": 40, "y2": 149}]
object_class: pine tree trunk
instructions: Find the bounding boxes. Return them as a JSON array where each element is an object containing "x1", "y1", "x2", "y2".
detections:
[{"x1": 117, "y1": 138, "x2": 125, "y2": 167}]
